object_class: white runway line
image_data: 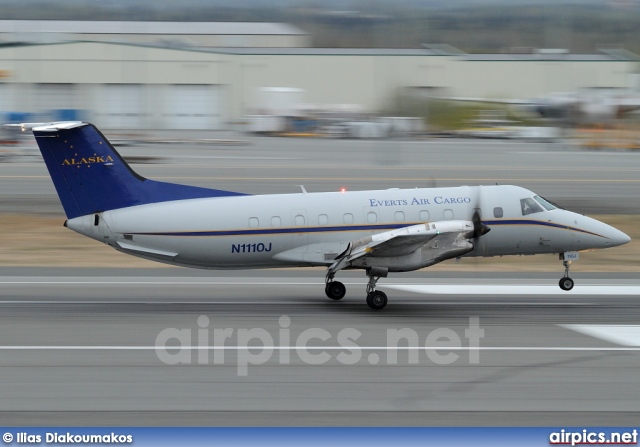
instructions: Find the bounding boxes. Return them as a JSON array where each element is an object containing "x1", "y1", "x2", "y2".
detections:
[
  {"x1": 0, "y1": 346, "x2": 639, "y2": 351},
  {"x1": 0, "y1": 280, "x2": 329, "y2": 286},
  {"x1": 560, "y1": 325, "x2": 640, "y2": 347},
  {"x1": 0, "y1": 300, "x2": 590, "y2": 306},
  {"x1": 386, "y1": 284, "x2": 640, "y2": 296}
]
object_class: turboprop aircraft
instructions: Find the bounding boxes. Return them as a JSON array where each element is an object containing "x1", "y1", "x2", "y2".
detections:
[{"x1": 8, "y1": 121, "x2": 630, "y2": 310}]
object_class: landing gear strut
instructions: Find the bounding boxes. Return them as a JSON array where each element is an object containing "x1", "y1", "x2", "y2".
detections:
[
  {"x1": 558, "y1": 253, "x2": 576, "y2": 291},
  {"x1": 365, "y1": 267, "x2": 388, "y2": 310}
]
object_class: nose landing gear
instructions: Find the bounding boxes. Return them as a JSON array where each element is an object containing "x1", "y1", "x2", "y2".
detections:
[
  {"x1": 559, "y1": 274, "x2": 574, "y2": 291},
  {"x1": 558, "y1": 252, "x2": 578, "y2": 291}
]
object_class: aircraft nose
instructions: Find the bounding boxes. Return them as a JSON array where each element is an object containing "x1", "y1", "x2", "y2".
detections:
[{"x1": 605, "y1": 227, "x2": 631, "y2": 247}]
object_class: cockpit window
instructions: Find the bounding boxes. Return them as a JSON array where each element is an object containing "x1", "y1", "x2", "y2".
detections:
[
  {"x1": 521, "y1": 197, "x2": 544, "y2": 216},
  {"x1": 534, "y1": 195, "x2": 560, "y2": 211}
]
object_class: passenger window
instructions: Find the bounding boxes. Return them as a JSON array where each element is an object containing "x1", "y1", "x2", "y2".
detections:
[
  {"x1": 318, "y1": 214, "x2": 328, "y2": 225},
  {"x1": 520, "y1": 198, "x2": 544, "y2": 216},
  {"x1": 367, "y1": 212, "x2": 377, "y2": 223},
  {"x1": 443, "y1": 209, "x2": 454, "y2": 220},
  {"x1": 271, "y1": 216, "x2": 281, "y2": 227},
  {"x1": 343, "y1": 213, "x2": 354, "y2": 224},
  {"x1": 294, "y1": 214, "x2": 305, "y2": 226},
  {"x1": 395, "y1": 211, "x2": 405, "y2": 222},
  {"x1": 249, "y1": 217, "x2": 259, "y2": 228},
  {"x1": 419, "y1": 210, "x2": 430, "y2": 221},
  {"x1": 493, "y1": 207, "x2": 503, "y2": 218}
]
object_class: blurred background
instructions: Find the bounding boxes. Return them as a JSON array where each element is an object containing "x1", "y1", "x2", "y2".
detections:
[{"x1": 0, "y1": 0, "x2": 640, "y2": 139}]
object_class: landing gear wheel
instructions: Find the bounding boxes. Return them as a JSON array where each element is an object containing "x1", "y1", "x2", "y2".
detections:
[
  {"x1": 366, "y1": 290, "x2": 388, "y2": 310},
  {"x1": 559, "y1": 277, "x2": 574, "y2": 291},
  {"x1": 325, "y1": 281, "x2": 346, "y2": 300},
  {"x1": 558, "y1": 256, "x2": 575, "y2": 291}
]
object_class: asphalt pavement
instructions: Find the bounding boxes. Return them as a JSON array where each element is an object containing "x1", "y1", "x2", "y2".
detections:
[{"x1": 0, "y1": 269, "x2": 638, "y2": 426}]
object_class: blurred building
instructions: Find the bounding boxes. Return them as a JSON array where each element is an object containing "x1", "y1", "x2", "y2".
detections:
[
  {"x1": 0, "y1": 20, "x2": 310, "y2": 49},
  {"x1": 0, "y1": 22, "x2": 638, "y2": 130}
]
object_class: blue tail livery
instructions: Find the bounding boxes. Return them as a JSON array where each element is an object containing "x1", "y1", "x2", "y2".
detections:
[{"x1": 26, "y1": 122, "x2": 245, "y2": 219}]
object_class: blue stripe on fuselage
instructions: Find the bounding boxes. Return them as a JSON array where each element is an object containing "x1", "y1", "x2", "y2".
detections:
[
  {"x1": 127, "y1": 219, "x2": 608, "y2": 239},
  {"x1": 133, "y1": 223, "x2": 409, "y2": 237}
]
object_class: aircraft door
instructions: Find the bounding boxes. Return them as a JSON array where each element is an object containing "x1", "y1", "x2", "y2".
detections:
[{"x1": 477, "y1": 186, "x2": 514, "y2": 255}]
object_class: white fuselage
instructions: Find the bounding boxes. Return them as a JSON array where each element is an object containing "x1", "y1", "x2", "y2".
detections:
[{"x1": 65, "y1": 184, "x2": 629, "y2": 270}]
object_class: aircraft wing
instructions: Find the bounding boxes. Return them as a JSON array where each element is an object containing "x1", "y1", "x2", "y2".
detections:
[
  {"x1": 272, "y1": 220, "x2": 481, "y2": 271},
  {"x1": 328, "y1": 221, "x2": 476, "y2": 274}
]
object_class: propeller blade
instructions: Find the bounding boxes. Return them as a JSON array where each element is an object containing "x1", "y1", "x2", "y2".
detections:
[{"x1": 472, "y1": 211, "x2": 491, "y2": 238}]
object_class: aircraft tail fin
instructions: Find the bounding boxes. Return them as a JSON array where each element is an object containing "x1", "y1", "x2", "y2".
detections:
[{"x1": 16, "y1": 122, "x2": 245, "y2": 219}]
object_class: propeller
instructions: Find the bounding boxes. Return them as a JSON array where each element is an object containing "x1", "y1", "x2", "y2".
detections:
[{"x1": 472, "y1": 210, "x2": 491, "y2": 238}]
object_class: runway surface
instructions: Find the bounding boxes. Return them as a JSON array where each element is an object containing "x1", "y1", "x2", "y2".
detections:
[{"x1": 1, "y1": 268, "x2": 639, "y2": 426}]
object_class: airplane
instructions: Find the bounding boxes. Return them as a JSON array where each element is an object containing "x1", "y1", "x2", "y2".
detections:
[
  {"x1": 6, "y1": 121, "x2": 631, "y2": 310},
  {"x1": 438, "y1": 89, "x2": 640, "y2": 125}
]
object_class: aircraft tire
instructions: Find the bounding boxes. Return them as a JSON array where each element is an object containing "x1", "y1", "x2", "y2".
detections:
[
  {"x1": 325, "y1": 281, "x2": 346, "y2": 300},
  {"x1": 559, "y1": 277, "x2": 574, "y2": 291},
  {"x1": 366, "y1": 291, "x2": 388, "y2": 310}
]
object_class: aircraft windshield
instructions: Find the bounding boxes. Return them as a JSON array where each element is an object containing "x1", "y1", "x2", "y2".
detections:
[
  {"x1": 534, "y1": 195, "x2": 560, "y2": 211},
  {"x1": 520, "y1": 197, "x2": 544, "y2": 216}
]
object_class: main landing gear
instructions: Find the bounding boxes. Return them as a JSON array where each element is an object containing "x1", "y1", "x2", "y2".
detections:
[
  {"x1": 325, "y1": 279, "x2": 346, "y2": 300},
  {"x1": 325, "y1": 267, "x2": 389, "y2": 310},
  {"x1": 365, "y1": 267, "x2": 388, "y2": 310},
  {"x1": 558, "y1": 252, "x2": 577, "y2": 291}
]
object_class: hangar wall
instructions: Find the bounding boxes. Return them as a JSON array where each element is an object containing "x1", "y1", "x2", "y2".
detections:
[{"x1": 0, "y1": 41, "x2": 636, "y2": 129}]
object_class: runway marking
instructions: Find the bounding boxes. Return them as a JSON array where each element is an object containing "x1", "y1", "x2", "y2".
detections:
[
  {"x1": 386, "y1": 284, "x2": 640, "y2": 296},
  {"x1": 515, "y1": 151, "x2": 640, "y2": 157},
  {"x1": 0, "y1": 280, "x2": 333, "y2": 285},
  {"x1": 2, "y1": 279, "x2": 640, "y2": 286},
  {"x1": 0, "y1": 300, "x2": 590, "y2": 306},
  {"x1": 560, "y1": 325, "x2": 640, "y2": 347},
  {"x1": 0, "y1": 346, "x2": 638, "y2": 351}
]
